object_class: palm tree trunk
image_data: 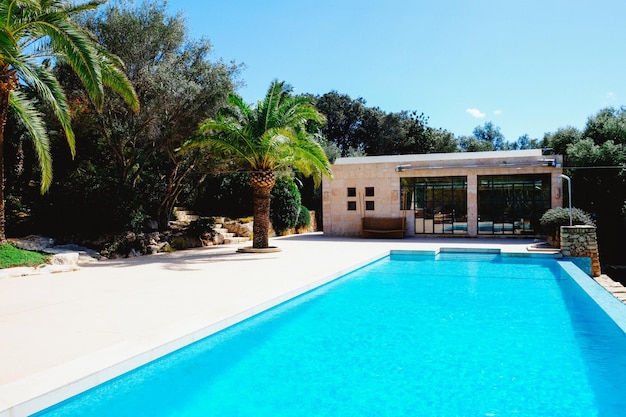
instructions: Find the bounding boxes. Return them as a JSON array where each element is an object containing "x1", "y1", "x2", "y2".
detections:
[
  {"x1": 250, "y1": 169, "x2": 276, "y2": 249},
  {"x1": 252, "y1": 185, "x2": 272, "y2": 248},
  {"x1": 0, "y1": 70, "x2": 18, "y2": 243}
]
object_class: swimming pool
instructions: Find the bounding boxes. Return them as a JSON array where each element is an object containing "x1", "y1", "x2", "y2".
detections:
[{"x1": 34, "y1": 252, "x2": 626, "y2": 417}]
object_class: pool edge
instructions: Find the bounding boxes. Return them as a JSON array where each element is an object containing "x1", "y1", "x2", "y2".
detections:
[
  {"x1": 558, "y1": 260, "x2": 626, "y2": 334},
  {"x1": 0, "y1": 251, "x2": 390, "y2": 417}
]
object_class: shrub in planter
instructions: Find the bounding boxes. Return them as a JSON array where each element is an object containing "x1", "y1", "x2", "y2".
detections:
[{"x1": 539, "y1": 207, "x2": 594, "y2": 245}]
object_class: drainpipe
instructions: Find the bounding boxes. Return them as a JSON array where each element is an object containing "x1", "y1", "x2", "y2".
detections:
[{"x1": 559, "y1": 174, "x2": 572, "y2": 226}]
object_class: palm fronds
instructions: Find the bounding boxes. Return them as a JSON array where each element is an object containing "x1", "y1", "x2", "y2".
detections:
[
  {"x1": 189, "y1": 80, "x2": 332, "y2": 183},
  {"x1": 0, "y1": 0, "x2": 139, "y2": 190}
]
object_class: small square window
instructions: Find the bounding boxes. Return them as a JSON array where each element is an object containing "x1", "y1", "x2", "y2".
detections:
[
  {"x1": 347, "y1": 201, "x2": 357, "y2": 211},
  {"x1": 365, "y1": 187, "x2": 375, "y2": 197},
  {"x1": 347, "y1": 187, "x2": 356, "y2": 197},
  {"x1": 365, "y1": 201, "x2": 375, "y2": 211}
]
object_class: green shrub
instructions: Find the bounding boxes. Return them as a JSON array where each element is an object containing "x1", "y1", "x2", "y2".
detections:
[
  {"x1": 296, "y1": 205, "x2": 311, "y2": 230},
  {"x1": 539, "y1": 207, "x2": 595, "y2": 237},
  {"x1": 270, "y1": 177, "x2": 301, "y2": 235},
  {"x1": 189, "y1": 217, "x2": 216, "y2": 238},
  {"x1": 170, "y1": 237, "x2": 188, "y2": 250}
]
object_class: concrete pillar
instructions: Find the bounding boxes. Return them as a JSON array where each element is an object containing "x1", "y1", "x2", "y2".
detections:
[{"x1": 467, "y1": 174, "x2": 478, "y2": 237}]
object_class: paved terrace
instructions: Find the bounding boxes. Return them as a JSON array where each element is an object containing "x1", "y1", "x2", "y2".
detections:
[{"x1": 0, "y1": 234, "x2": 615, "y2": 416}]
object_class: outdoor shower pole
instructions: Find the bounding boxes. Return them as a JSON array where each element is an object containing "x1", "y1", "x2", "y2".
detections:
[{"x1": 559, "y1": 174, "x2": 572, "y2": 226}]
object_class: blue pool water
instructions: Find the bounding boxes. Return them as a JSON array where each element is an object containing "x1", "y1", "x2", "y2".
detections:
[{"x1": 35, "y1": 253, "x2": 626, "y2": 417}]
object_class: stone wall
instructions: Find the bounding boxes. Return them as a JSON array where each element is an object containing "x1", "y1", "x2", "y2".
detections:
[{"x1": 560, "y1": 225, "x2": 601, "y2": 277}]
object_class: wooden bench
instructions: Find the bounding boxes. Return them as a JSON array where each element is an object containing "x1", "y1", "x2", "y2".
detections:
[{"x1": 361, "y1": 217, "x2": 405, "y2": 239}]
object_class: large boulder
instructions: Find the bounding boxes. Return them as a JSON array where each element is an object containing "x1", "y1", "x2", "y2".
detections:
[{"x1": 9, "y1": 235, "x2": 55, "y2": 251}]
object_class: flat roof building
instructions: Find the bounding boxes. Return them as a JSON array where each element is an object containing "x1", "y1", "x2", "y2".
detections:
[{"x1": 322, "y1": 149, "x2": 563, "y2": 237}]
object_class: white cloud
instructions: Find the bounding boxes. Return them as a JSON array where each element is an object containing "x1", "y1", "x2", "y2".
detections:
[
  {"x1": 466, "y1": 108, "x2": 485, "y2": 118},
  {"x1": 494, "y1": 109, "x2": 503, "y2": 115},
  {"x1": 607, "y1": 92, "x2": 616, "y2": 100}
]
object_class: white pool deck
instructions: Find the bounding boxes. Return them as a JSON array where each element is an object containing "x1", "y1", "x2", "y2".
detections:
[{"x1": 0, "y1": 234, "x2": 583, "y2": 416}]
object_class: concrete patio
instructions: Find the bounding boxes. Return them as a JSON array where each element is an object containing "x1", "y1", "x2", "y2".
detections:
[{"x1": 0, "y1": 234, "x2": 593, "y2": 416}]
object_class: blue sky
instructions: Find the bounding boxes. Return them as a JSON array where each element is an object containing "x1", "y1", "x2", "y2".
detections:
[{"x1": 167, "y1": 0, "x2": 625, "y2": 142}]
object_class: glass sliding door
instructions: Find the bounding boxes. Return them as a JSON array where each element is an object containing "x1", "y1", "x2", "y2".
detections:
[
  {"x1": 402, "y1": 177, "x2": 467, "y2": 235},
  {"x1": 477, "y1": 175, "x2": 550, "y2": 235}
]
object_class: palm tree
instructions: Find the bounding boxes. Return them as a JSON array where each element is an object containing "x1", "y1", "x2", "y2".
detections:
[
  {"x1": 0, "y1": 0, "x2": 139, "y2": 242},
  {"x1": 190, "y1": 80, "x2": 332, "y2": 249}
]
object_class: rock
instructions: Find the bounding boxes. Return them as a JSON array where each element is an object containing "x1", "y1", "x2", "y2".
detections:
[
  {"x1": 144, "y1": 219, "x2": 159, "y2": 232},
  {"x1": 46, "y1": 244, "x2": 102, "y2": 262},
  {"x1": 48, "y1": 252, "x2": 79, "y2": 266},
  {"x1": 213, "y1": 233, "x2": 225, "y2": 245},
  {"x1": 9, "y1": 235, "x2": 55, "y2": 251},
  {"x1": 237, "y1": 222, "x2": 253, "y2": 237}
]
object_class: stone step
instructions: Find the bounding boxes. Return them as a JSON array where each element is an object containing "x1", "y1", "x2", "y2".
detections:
[
  {"x1": 177, "y1": 214, "x2": 199, "y2": 223},
  {"x1": 172, "y1": 207, "x2": 199, "y2": 223},
  {"x1": 217, "y1": 231, "x2": 236, "y2": 239},
  {"x1": 224, "y1": 237, "x2": 250, "y2": 244}
]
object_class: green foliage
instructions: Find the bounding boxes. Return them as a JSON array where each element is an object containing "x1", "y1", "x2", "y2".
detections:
[
  {"x1": 315, "y1": 91, "x2": 458, "y2": 157},
  {"x1": 541, "y1": 108, "x2": 626, "y2": 266},
  {"x1": 189, "y1": 217, "x2": 216, "y2": 237},
  {"x1": 509, "y1": 134, "x2": 541, "y2": 150},
  {"x1": 0, "y1": 0, "x2": 138, "y2": 241},
  {"x1": 541, "y1": 126, "x2": 583, "y2": 156},
  {"x1": 457, "y1": 135, "x2": 495, "y2": 152},
  {"x1": 583, "y1": 107, "x2": 626, "y2": 146},
  {"x1": 193, "y1": 81, "x2": 331, "y2": 185},
  {"x1": 0, "y1": 244, "x2": 47, "y2": 268},
  {"x1": 566, "y1": 138, "x2": 626, "y2": 167},
  {"x1": 190, "y1": 80, "x2": 332, "y2": 249},
  {"x1": 129, "y1": 207, "x2": 148, "y2": 234},
  {"x1": 169, "y1": 237, "x2": 189, "y2": 251},
  {"x1": 296, "y1": 205, "x2": 311, "y2": 230},
  {"x1": 80, "y1": 1, "x2": 239, "y2": 226},
  {"x1": 472, "y1": 122, "x2": 505, "y2": 150},
  {"x1": 205, "y1": 173, "x2": 253, "y2": 218},
  {"x1": 539, "y1": 207, "x2": 595, "y2": 236},
  {"x1": 270, "y1": 177, "x2": 302, "y2": 234}
]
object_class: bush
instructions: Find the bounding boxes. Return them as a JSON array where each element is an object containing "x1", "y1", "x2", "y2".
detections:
[
  {"x1": 270, "y1": 177, "x2": 301, "y2": 235},
  {"x1": 296, "y1": 205, "x2": 311, "y2": 231},
  {"x1": 539, "y1": 207, "x2": 595, "y2": 237},
  {"x1": 189, "y1": 217, "x2": 216, "y2": 238}
]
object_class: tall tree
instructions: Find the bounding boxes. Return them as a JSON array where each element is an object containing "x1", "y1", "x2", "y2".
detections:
[
  {"x1": 0, "y1": 0, "x2": 138, "y2": 242},
  {"x1": 188, "y1": 81, "x2": 332, "y2": 249},
  {"x1": 57, "y1": 0, "x2": 240, "y2": 229},
  {"x1": 315, "y1": 91, "x2": 366, "y2": 156},
  {"x1": 542, "y1": 126, "x2": 582, "y2": 156},
  {"x1": 472, "y1": 121, "x2": 505, "y2": 150},
  {"x1": 567, "y1": 108, "x2": 626, "y2": 267},
  {"x1": 510, "y1": 134, "x2": 541, "y2": 150}
]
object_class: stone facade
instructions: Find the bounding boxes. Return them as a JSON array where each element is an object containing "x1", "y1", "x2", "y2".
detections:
[
  {"x1": 560, "y1": 225, "x2": 601, "y2": 277},
  {"x1": 322, "y1": 150, "x2": 563, "y2": 237}
]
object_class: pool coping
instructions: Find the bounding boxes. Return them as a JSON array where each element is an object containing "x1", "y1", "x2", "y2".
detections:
[
  {"x1": 1, "y1": 246, "x2": 390, "y2": 417},
  {"x1": 0, "y1": 237, "x2": 622, "y2": 417},
  {"x1": 558, "y1": 260, "x2": 626, "y2": 334}
]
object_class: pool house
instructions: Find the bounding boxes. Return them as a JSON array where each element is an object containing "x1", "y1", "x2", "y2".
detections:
[{"x1": 321, "y1": 149, "x2": 564, "y2": 237}]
